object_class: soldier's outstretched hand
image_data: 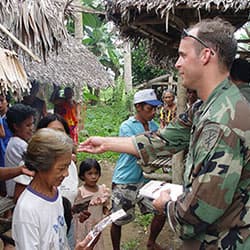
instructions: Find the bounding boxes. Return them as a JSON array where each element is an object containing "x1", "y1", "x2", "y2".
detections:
[{"x1": 78, "y1": 136, "x2": 107, "y2": 154}]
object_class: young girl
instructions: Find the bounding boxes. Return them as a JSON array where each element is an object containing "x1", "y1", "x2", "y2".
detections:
[{"x1": 73, "y1": 158, "x2": 110, "y2": 250}]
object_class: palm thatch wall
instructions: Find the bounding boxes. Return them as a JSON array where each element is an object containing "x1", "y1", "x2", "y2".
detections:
[
  {"x1": 106, "y1": 0, "x2": 250, "y2": 68},
  {"x1": 23, "y1": 37, "x2": 113, "y2": 90}
]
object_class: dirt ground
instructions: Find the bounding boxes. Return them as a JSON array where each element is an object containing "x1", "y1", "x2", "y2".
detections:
[{"x1": 99, "y1": 160, "x2": 182, "y2": 250}]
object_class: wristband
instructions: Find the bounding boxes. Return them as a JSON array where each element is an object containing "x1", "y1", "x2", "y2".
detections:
[{"x1": 164, "y1": 200, "x2": 171, "y2": 215}]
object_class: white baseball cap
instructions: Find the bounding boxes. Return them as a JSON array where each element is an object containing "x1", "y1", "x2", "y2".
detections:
[{"x1": 133, "y1": 89, "x2": 162, "y2": 106}]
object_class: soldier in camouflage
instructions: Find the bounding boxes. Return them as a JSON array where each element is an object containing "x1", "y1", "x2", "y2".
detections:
[{"x1": 79, "y1": 18, "x2": 250, "y2": 249}]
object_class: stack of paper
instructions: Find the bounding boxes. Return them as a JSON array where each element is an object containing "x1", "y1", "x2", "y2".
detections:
[{"x1": 139, "y1": 180, "x2": 183, "y2": 201}]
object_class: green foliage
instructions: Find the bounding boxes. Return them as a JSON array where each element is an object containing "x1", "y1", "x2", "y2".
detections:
[
  {"x1": 121, "y1": 239, "x2": 140, "y2": 250},
  {"x1": 80, "y1": 0, "x2": 122, "y2": 77},
  {"x1": 99, "y1": 77, "x2": 134, "y2": 111},
  {"x1": 66, "y1": 17, "x2": 74, "y2": 35},
  {"x1": 77, "y1": 92, "x2": 131, "y2": 162},
  {"x1": 81, "y1": 0, "x2": 103, "y2": 10},
  {"x1": 66, "y1": 0, "x2": 122, "y2": 81},
  {"x1": 82, "y1": 87, "x2": 98, "y2": 103},
  {"x1": 82, "y1": 23, "x2": 122, "y2": 74},
  {"x1": 132, "y1": 41, "x2": 166, "y2": 85},
  {"x1": 111, "y1": 76, "x2": 125, "y2": 103},
  {"x1": 83, "y1": 13, "x2": 102, "y2": 28},
  {"x1": 135, "y1": 212, "x2": 153, "y2": 232}
]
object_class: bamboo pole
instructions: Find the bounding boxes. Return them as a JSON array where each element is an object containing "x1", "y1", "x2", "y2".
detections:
[{"x1": 0, "y1": 23, "x2": 41, "y2": 63}]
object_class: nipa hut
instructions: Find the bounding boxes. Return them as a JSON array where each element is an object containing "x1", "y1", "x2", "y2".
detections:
[
  {"x1": 0, "y1": 0, "x2": 69, "y2": 97},
  {"x1": 0, "y1": 0, "x2": 113, "y2": 98},
  {"x1": 106, "y1": 0, "x2": 250, "y2": 68}
]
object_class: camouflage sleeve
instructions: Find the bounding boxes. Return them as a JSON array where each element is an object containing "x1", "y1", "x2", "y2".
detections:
[
  {"x1": 167, "y1": 122, "x2": 244, "y2": 240},
  {"x1": 132, "y1": 111, "x2": 192, "y2": 166}
]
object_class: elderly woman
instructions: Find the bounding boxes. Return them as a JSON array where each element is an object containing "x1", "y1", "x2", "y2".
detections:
[
  {"x1": 12, "y1": 128, "x2": 72, "y2": 249},
  {"x1": 12, "y1": 128, "x2": 97, "y2": 250},
  {"x1": 159, "y1": 89, "x2": 177, "y2": 128}
]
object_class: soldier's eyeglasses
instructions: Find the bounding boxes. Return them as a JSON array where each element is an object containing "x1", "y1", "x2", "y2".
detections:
[{"x1": 181, "y1": 29, "x2": 215, "y2": 55}]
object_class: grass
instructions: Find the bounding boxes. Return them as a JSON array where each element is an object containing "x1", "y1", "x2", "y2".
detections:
[
  {"x1": 121, "y1": 239, "x2": 140, "y2": 250},
  {"x1": 77, "y1": 101, "x2": 131, "y2": 163},
  {"x1": 135, "y1": 212, "x2": 153, "y2": 232}
]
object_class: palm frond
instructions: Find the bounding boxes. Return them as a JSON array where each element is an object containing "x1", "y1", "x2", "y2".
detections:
[{"x1": 0, "y1": 48, "x2": 29, "y2": 99}]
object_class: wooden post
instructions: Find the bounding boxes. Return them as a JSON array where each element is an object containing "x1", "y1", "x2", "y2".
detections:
[{"x1": 172, "y1": 75, "x2": 187, "y2": 184}]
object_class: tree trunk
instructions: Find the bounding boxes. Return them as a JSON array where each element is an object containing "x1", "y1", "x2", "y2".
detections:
[
  {"x1": 73, "y1": 0, "x2": 85, "y2": 131},
  {"x1": 73, "y1": 0, "x2": 84, "y2": 102},
  {"x1": 172, "y1": 76, "x2": 187, "y2": 184},
  {"x1": 123, "y1": 41, "x2": 132, "y2": 93},
  {"x1": 74, "y1": 0, "x2": 83, "y2": 43}
]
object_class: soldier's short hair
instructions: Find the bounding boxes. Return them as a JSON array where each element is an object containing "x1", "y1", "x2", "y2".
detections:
[{"x1": 190, "y1": 17, "x2": 237, "y2": 70}]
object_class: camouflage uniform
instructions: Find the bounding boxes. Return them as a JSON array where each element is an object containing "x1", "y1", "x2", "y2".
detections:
[
  {"x1": 133, "y1": 79, "x2": 250, "y2": 249},
  {"x1": 238, "y1": 83, "x2": 250, "y2": 103}
]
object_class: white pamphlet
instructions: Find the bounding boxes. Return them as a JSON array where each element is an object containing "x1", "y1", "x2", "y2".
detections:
[
  {"x1": 139, "y1": 180, "x2": 183, "y2": 201},
  {"x1": 87, "y1": 209, "x2": 126, "y2": 246}
]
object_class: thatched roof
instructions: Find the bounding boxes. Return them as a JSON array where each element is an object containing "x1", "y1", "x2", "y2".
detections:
[
  {"x1": 0, "y1": 48, "x2": 29, "y2": 99},
  {"x1": 0, "y1": 0, "x2": 68, "y2": 61},
  {"x1": 0, "y1": 1, "x2": 113, "y2": 96},
  {"x1": 106, "y1": 0, "x2": 250, "y2": 68},
  {"x1": 23, "y1": 37, "x2": 114, "y2": 90}
]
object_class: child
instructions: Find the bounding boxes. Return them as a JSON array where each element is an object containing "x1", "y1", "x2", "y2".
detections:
[
  {"x1": 73, "y1": 158, "x2": 110, "y2": 250},
  {"x1": 5, "y1": 104, "x2": 36, "y2": 200}
]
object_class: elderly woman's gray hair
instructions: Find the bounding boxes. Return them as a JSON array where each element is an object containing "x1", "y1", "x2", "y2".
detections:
[
  {"x1": 24, "y1": 128, "x2": 73, "y2": 172},
  {"x1": 162, "y1": 89, "x2": 175, "y2": 99}
]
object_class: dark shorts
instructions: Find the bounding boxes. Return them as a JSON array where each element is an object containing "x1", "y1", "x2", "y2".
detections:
[{"x1": 111, "y1": 183, "x2": 155, "y2": 226}]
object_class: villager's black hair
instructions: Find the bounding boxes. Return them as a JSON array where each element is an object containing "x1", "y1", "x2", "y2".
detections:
[
  {"x1": 37, "y1": 113, "x2": 70, "y2": 136},
  {"x1": 78, "y1": 158, "x2": 101, "y2": 180},
  {"x1": 6, "y1": 103, "x2": 36, "y2": 133}
]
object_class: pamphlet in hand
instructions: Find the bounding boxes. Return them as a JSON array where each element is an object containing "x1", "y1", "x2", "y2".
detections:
[
  {"x1": 87, "y1": 209, "x2": 126, "y2": 246},
  {"x1": 72, "y1": 195, "x2": 93, "y2": 214},
  {"x1": 139, "y1": 180, "x2": 183, "y2": 201}
]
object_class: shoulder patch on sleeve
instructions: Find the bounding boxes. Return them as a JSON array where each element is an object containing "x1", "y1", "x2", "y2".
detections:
[{"x1": 201, "y1": 124, "x2": 221, "y2": 151}]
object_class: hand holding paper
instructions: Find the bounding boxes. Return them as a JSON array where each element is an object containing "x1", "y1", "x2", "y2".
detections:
[
  {"x1": 153, "y1": 189, "x2": 171, "y2": 214},
  {"x1": 139, "y1": 180, "x2": 183, "y2": 201},
  {"x1": 139, "y1": 180, "x2": 183, "y2": 214}
]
